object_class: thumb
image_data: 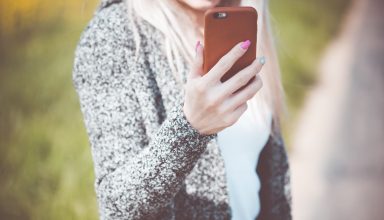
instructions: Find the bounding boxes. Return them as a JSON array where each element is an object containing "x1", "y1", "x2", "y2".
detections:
[{"x1": 188, "y1": 41, "x2": 204, "y2": 80}]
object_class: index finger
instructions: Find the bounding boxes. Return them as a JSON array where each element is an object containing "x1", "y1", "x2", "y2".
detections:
[{"x1": 202, "y1": 40, "x2": 251, "y2": 84}]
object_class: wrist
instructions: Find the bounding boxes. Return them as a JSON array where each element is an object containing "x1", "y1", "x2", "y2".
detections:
[{"x1": 181, "y1": 102, "x2": 214, "y2": 137}]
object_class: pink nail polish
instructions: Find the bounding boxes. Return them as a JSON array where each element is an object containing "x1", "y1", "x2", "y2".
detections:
[
  {"x1": 240, "y1": 40, "x2": 251, "y2": 50},
  {"x1": 195, "y1": 40, "x2": 200, "y2": 52}
]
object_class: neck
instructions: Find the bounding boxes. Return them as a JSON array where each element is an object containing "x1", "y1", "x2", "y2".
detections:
[
  {"x1": 176, "y1": 2, "x2": 207, "y2": 38},
  {"x1": 176, "y1": 0, "x2": 241, "y2": 38}
]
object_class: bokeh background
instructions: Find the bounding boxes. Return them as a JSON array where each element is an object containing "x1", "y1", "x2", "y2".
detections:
[{"x1": 1, "y1": 0, "x2": 383, "y2": 219}]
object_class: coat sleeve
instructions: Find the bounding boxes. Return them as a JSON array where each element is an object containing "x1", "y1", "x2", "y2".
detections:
[
  {"x1": 256, "y1": 128, "x2": 292, "y2": 220},
  {"x1": 72, "y1": 4, "x2": 216, "y2": 219}
]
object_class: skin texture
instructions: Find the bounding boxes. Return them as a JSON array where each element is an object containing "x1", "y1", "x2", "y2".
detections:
[
  {"x1": 183, "y1": 41, "x2": 265, "y2": 135},
  {"x1": 176, "y1": 0, "x2": 241, "y2": 35},
  {"x1": 178, "y1": 0, "x2": 265, "y2": 135},
  {"x1": 176, "y1": 0, "x2": 223, "y2": 38},
  {"x1": 178, "y1": 0, "x2": 222, "y2": 11}
]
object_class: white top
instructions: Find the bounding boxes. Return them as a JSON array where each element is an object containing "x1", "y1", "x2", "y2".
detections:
[{"x1": 217, "y1": 100, "x2": 272, "y2": 220}]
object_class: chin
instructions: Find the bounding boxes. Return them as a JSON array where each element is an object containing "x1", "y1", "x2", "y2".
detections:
[{"x1": 181, "y1": 0, "x2": 222, "y2": 11}]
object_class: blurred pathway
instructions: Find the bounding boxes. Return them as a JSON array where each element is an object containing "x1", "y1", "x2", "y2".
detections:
[{"x1": 290, "y1": 0, "x2": 384, "y2": 219}]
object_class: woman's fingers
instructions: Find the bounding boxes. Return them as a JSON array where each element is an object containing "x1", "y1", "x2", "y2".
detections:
[
  {"x1": 183, "y1": 39, "x2": 265, "y2": 135},
  {"x1": 223, "y1": 102, "x2": 248, "y2": 126},
  {"x1": 219, "y1": 56, "x2": 265, "y2": 97},
  {"x1": 188, "y1": 41, "x2": 204, "y2": 80},
  {"x1": 202, "y1": 40, "x2": 251, "y2": 84},
  {"x1": 223, "y1": 74, "x2": 263, "y2": 111}
]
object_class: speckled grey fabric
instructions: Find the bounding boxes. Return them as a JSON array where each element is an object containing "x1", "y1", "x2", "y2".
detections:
[{"x1": 72, "y1": 1, "x2": 292, "y2": 219}]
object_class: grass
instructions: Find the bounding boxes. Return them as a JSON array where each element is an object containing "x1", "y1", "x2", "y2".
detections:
[
  {"x1": 0, "y1": 0, "x2": 350, "y2": 219},
  {"x1": 0, "y1": 3, "x2": 99, "y2": 219}
]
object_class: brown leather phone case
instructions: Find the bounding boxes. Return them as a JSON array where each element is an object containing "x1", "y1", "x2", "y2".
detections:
[{"x1": 203, "y1": 7, "x2": 258, "y2": 88}]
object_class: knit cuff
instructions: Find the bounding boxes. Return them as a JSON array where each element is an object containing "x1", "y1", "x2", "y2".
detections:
[{"x1": 171, "y1": 100, "x2": 217, "y2": 145}]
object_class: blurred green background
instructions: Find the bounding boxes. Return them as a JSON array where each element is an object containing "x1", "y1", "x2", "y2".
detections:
[{"x1": 0, "y1": 0, "x2": 350, "y2": 219}]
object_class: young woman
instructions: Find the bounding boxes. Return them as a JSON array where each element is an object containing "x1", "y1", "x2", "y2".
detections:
[{"x1": 72, "y1": 0, "x2": 291, "y2": 219}]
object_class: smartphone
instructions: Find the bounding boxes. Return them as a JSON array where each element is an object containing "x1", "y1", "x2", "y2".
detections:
[{"x1": 203, "y1": 7, "x2": 258, "y2": 91}]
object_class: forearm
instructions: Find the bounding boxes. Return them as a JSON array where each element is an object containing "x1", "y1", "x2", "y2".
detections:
[{"x1": 95, "y1": 102, "x2": 216, "y2": 219}]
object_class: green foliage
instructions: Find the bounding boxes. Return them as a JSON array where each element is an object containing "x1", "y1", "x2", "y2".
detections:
[
  {"x1": 270, "y1": 0, "x2": 351, "y2": 114},
  {"x1": 0, "y1": 0, "x2": 350, "y2": 219},
  {"x1": 0, "y1": 1, "x2": 99, "y2": 219}
]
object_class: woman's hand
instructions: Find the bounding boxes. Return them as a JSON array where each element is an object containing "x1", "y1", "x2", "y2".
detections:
[{"x1": 183, "y1": 40, "x2": 265, "y2": 135}]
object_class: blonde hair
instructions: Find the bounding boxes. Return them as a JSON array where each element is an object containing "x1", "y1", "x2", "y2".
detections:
[{"x1": 125, "y1": 0, "x2": 285, "y2": 135}]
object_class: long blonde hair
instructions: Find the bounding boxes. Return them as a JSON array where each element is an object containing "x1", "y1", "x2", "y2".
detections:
[{"x1": 125, "y1": 0, "x2": 285, "y2": 135}]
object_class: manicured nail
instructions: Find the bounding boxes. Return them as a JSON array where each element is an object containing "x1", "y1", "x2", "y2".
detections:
[
  {"x1": 195, "y1": 40, "x2": 200, "y2": 52},
  {"x1": 240, "y1": 40, "x2": 251, "y2": 50},
  {"x1": 258, "y1": 56, "x2": 266, "y2": 65}
]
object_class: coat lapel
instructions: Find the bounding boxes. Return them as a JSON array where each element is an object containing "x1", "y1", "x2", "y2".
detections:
[{"x1": 139, "y1": 22, "x2": 232, "y2": 218}]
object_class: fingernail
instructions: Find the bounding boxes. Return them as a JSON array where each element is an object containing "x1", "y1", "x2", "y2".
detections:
[
  {"x1": 240, "y1": 40, "x2": 251, "y2": 50},
  {"x1": 195, "y1": 40, "x2": 200, "y2": 52},
  {"x1": 258, "y1": 56, "x2": 266, "y2": 65}
]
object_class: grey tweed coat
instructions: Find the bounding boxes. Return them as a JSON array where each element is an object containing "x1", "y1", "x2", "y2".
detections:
[{"x1": 72, "y1": 0, "x2": 292, "y2": 219}]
